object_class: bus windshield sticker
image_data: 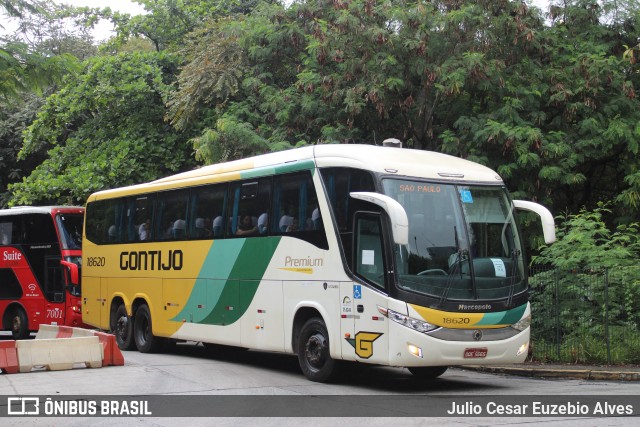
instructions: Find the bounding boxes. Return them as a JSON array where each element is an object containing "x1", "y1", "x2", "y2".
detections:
[
  {"x1": 490, "y1": 258, "x2": 507, "y2": 277},
  {"x1": 362, "y1": 250, "x2": 375, "y2": 265},
  {"x1": 459, "y1": 189, "x2": 473, "y2": 203},
  {"x1": 353, "y1": 284, "x2": 362, "y2": 299}
]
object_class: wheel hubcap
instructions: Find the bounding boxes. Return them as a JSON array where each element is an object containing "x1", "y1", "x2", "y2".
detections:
[
  {"x1": 117, "y1": 316, "x2": 128, "y2": 338},
  {"x1": 305, "y1": 332, "x2": 326, "y2": 369}
]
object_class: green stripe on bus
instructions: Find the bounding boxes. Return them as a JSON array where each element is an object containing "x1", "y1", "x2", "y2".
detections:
[
  {"x1": 240, "y1": 159, "x2": 315, "y2": 179},
  {"x1": 475, "y1": 303, "x2": 527, "y2": 326},
  {"x1": 177, "y1": 237, "x2": 281, "y2": 326}
]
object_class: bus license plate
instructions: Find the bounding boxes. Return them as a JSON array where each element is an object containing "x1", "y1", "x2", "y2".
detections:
[{"x1": 464, "y1": 348, "x2": 487, "y2": 359}]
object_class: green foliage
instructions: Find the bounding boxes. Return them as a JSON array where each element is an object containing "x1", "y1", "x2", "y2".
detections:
[
  {"x1": 193, "y1": 116, "x2": 269, "y2": 163},
  {"x1": 5, "y1": 0, "x2": 640, "y2": 228},
  {"x1": 533, "y1": 204, "x2": 640, "y2": 268},
  {"x1": 167, "y1": 18, "x2": 246, "y2": 131},
  {"x1": 8, "y1": 52, "x2": 195, "y2": 205},
  {"x1": 529, "y1": 205, "x2": 640, "y2": 363}
]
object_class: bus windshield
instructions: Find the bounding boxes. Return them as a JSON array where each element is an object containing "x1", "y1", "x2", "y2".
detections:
[
  {"x1": 382, "y1": 179, "x2": 525, "y2": 302},
  {"x1": 56, "y1": 213, "x2": 83, "y2": 250}
]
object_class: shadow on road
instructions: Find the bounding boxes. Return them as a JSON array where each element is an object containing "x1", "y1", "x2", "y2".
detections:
[{"x1": 163, "y1": 341, "x2": 503, "y2": 393}]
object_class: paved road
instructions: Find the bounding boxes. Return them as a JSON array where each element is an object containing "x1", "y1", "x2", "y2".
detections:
[{"x1": 1, "y1": 340, "x2": 638, "y2": 425}]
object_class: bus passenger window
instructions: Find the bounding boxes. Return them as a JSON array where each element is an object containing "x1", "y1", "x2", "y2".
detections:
[
  {"x1": 155, "y1": 189, "x2": 189, "y2": 241},
  {"x1": 228, "y1": 178, "x2": 270, "y2": 238},
  {"x1": 190, "y1": 184, "x2": 227, "y2": 240},
  {"x1": 271, "y1": 171, "x2": 328, "y2": 249}
]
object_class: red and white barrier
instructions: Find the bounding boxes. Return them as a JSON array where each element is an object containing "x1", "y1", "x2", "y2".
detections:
[
  {"x1": 0, "y1": 324, "x2": 124, "y2": 375},
  {"x1": 16, "y1": 336, "x2": 103, "y2": 372},
  {"x1": 0, "y1": 341, "x2": 19, "y2": 374},
  {"x1": 36, "y1": 324, "x2": 125, "y2": 367}
]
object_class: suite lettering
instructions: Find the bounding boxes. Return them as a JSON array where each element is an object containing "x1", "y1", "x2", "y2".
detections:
[{"x1": 120, "y1": 250, "x2": 183, "y2": 271}]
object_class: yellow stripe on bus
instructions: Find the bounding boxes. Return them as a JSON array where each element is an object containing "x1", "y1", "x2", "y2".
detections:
[
  {"x1": 278, "y1": 267, "x2": 314, "y2": 274},
  {"x1": 409, "y1": 304, "x2": 506, "y2": 329}
]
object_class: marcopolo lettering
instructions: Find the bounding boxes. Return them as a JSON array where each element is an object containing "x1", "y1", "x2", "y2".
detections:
[{"x1": 120, "y1": 250, "x2": 183, "y2": 271}]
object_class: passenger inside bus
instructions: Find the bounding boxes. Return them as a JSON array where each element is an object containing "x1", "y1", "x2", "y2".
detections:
[
  {"x1": 212, "y1": 215, "x2": 224, "y2": 237},
  {"x1": 139, "y1": 219, "x2": 151, "y2": 240},
  {"x1": 172, "y1": 219, "x2": 186, "y2": 239},
  {"x1": 279, "y1": 208, "x2": 294, "y2": 232},
  {"x1": 194, "y1": 217, "x2": 211, "y2": 238},
  {"x1": 236, "y1": 215, "x2": 258, "y2": 236},
  {"x1": 257, "y1": 212, "x2": 269, "y2": 234}
]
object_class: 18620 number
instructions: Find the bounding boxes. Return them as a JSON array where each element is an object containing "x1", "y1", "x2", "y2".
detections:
[{"x1": 86, "y1": 257, "x2": 106, "y2": 267}]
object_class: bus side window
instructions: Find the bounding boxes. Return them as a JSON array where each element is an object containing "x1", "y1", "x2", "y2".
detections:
[
  {"x1": 190, "y1": 183, "x2": 227, "y2": 239},
  {"x1": 134, "y1": 195, "x2": 154, "y2": 241},
  {"x1": 272, "y1": 171, "x2": 328, "y2": 249},
  {"x1": 227, "y1": 179, "x2": 270, "y2": 238},
  {"x1": 0, "y1": 221, "x2": 12, "y2": 245},
  {"x1": 155, "y1": 189, "x2": 189, "y2": 241}
]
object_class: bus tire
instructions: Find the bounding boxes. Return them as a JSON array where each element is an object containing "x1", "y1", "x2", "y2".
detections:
[
  {"x1": 113, "y1": 304, "x2": 135, "y2": 351},
  {"x1": 133, "y1": 304, "x2": 163, "y2": 353},
  {"x1": 297, "y1": 317, "x2": 336, "y2": 382},
  {"x1": 10, "y1": 307, "x2": 30, "y2": 340},
  {"x1": 408, "y1": 366, "x2": 448, "y2": 379}
]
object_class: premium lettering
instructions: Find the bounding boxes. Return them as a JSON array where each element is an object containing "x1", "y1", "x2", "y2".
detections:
[
  {"x1": 120, "y1": 250, "x2": 183, "y2": 271},
  {"x1": 285, "y1": 256, "x2": 323, "y2": 267}
]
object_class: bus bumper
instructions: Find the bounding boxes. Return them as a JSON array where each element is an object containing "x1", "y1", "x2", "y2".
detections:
[{"x1": 387, "y1": 321, "x2": 530, "y2": 367}]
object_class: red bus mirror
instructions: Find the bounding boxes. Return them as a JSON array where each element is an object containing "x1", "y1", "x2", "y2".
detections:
[{"x1": 60, "y1": 260, "x2": 79, "y2": 285}]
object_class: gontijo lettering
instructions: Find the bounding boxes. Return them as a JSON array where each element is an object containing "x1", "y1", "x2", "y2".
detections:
[{"x1": 120, "y1": 250, "x2": 183, "y2": 270}]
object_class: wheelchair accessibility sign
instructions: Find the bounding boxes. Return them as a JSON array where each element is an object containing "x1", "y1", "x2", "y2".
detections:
[{"x1": 353, "y1": 284, "x2": 362, "y2": 299}]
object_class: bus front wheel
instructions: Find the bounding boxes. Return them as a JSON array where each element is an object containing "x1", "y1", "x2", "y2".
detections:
[
  {"x1": 133, "y1": 304, "x2": 163, "y2": 353},
  {"x1": 297, "y1": 317, "x2": 336, "y2": 382},
  {"x1": 10, "y1": 308, "x2": 30, "y2": 340},
  {"x1": 408, "y1": 366, "x2": 448, "y2": 379},
  {"x1": 113, "y1": 304, "x2": 135, "y2": 351}
]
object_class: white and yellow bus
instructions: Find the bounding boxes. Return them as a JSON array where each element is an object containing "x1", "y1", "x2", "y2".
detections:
[{"x1": 82, "y1": 144, "x2": 555, "y2": 382}]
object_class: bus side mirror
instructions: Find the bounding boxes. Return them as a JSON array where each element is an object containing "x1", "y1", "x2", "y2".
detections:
[
  {"x1": 60, "y1": 260, "x2": 79, "y2": 286},
  {"x1": 350, "y1": 192, "x2": 409, "y2": 245},
  {"x1": 513, "y1": 200, "x2": 556, "y2": 244}
]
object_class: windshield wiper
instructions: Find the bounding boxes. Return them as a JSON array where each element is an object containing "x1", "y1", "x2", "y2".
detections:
[
  {"x1": 438, "y1": 226, "x2": 467, "y2": 305},
  {"x1": 506, "y1": 248, "x2": 520, "y2": 307}
]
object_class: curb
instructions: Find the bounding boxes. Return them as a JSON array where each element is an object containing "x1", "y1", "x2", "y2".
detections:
[{"x1": 460, "y1": 365, "x2": 640, "y2": 381}]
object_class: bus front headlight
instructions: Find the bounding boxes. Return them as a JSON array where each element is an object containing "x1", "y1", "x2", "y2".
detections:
[
  {"x1": 512, "y1": 314, "x2": 531, "y2": 332},
  {"x1": 384, "y1": 308, "x2": 439, "y2": 334}
]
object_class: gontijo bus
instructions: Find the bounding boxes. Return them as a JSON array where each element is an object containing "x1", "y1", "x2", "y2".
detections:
[
  {"x1": 82, "y1": 144, "x2": 555, "y2": 381},
  {"x1": 1, "y1": 206, "x2": 85, "y2": 339}
]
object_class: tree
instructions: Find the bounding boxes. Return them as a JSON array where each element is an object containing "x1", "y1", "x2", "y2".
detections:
[
  {"x1": 8, "y1": 52, "x2": 196, "y2": 205},
  {"x1": 1, "y1": 0, "x2": 82, "y2": 99}
]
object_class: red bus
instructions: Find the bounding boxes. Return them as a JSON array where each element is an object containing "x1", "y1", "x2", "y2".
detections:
[{"x1": 0, "y1": 206, "x2": 85, "y2": 338}]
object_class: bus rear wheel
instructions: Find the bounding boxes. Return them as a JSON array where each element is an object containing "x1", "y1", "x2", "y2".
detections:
[
  {"x1": 113, "y1": 304, "x2": 135, "y2": 351},
  {"x1": 408, "y1": 366, "x2": 448, "y2": 379},
  {"x1": 10, "y1": 308, "x2": 30, "y2": 340},
  {"x1": 297, "y1": 317, "x2": 336, "y2": 382},
  {"x1": 133, "y1": 304, "x2": 163, "y2": 353}
]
